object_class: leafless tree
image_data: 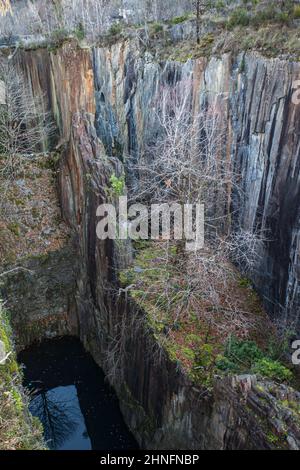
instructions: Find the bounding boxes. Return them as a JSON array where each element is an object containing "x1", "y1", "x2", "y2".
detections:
[
  {"x1": 193, "y1": 1, "x2": 210, "y2": 44},
  {"x1": 0, "y1": 63, "x2": 53, "y2": 179},
  {"x1": 29, "y1": 389, "x2": 78, "y2": 449},
  {"x1": 129, "y1": 78, "x2": 233, "y2": 240},
  {"x1": 124, "y1": 78, "x2": 266, "y2": 341},
  {"x1": 223, "y1": 228, "x2": 267, "y2": 275}
]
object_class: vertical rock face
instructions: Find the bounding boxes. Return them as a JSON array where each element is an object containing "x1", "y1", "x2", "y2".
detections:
[
  {"x1": 14, "y1": 41, "x2": 95, "y2": 143},
  {"x1": 14, "y1": 41, "x2": 299, "y2": 327},
  {"x1": 2, "y1": 247, "x2": 78, "y2": 351},
  {"x1": 9, "y1": 41, "x2": 300, "y2": 449},
  {"x1": 232, "y1": 55, "x2": 300, "y2": 327},
  {"x1": 92, "y1": 42, "x2": 300, "y2": 328}
]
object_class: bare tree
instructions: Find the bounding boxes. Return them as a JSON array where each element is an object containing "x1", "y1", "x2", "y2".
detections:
[
  {"x1": 0, "y1": 63, "x2": 53, "y2": 179},
  {"x1": 223, "y1": 228, "x2": 267, "y2": 275},
  {"x1": 30, "y1": 389, "x2": 78, "y2": 449},
  {"x1": 124, "y1": 78, "x2": 266, "y2": 342},
  {"x1": 194, "y1": 0, "x2": 209, "y2": 44},
  {"x1": 129, "y1": 78, "x2": 232, "y2": 241}
]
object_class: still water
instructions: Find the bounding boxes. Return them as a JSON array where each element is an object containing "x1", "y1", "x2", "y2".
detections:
[{"x1": 18, "y1": 337, "x2": 138, "y2": 450}]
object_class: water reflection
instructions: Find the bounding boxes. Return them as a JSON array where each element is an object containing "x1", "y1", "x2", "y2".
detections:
[
  {"x1": 18, "y1": 337, "x2": 138, "y2": 450},
  {"x1": 30, "y1": 386, "x2": 89, "y2": 450}
]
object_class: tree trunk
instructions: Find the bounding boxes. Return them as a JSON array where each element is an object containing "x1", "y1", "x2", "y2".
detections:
[{"x1": 196, "y1": 0, "x2": 200, "y2": 45}]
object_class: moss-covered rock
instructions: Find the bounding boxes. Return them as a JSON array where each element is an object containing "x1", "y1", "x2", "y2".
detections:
[{"x1": 0, "y1": 301, "x2": 46, "y2": 450}]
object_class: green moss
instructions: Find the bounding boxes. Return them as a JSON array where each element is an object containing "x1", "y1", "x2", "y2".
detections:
[
  {"x1": 11, "y1": 388, "x2": 24, "y2": 414},
  {"x1": 181, "y1": 347, "x2": 195, "y2": 361},
  {"x1": 238, "y1": 277, "x2": 252, "y2": 288},
  {"x1": 7, "y1": 222, "x2": 20, "y2": 237},
  {"x1": 253, "y1": 382, "x2": 266, "y2": 394},
  {"x1": 0, "y1": 308, "x2": 11, "y2": 351},
  {"x1": 185, "y1": 333, "x2": 202, "y2": 345},
  {"x1": 280, "y1": 400, "x2": 300, "y2": 419},
  {"x1": 267, "y1": 432, "x2": 280, "y2": 445},
  {"x1": 109, "y1": 173, "x2": 125, "y2": 197},
  {"x1": 169, "y1": 14, "x2": 191, "y2": 25},
  {"x1": 10, "y1": 197, "x2": 25, "y2": 207},
  {"x1": 195, "y1": 343, "x2": 215, "y2": 368},
  {"x1": 294, "y1": 5, "x2": 300, "y2": 18}
]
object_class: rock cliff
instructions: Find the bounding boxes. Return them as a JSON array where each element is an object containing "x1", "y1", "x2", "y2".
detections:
[{"x1": 2, "y1": 38, "x2": 299, "y2": 449}]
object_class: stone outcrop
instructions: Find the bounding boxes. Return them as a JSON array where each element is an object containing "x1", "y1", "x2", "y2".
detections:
[{"x1": 1, "y1": 246, "x2": 78, "y2": 351}]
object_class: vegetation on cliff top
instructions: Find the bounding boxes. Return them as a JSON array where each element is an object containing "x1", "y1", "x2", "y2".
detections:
[
  {"x1": 94, "y1": 1, "x2": 300, "y2": 61},
  {"x1": 6, "y1": 1, "x2": 299, "y2": 62},
  {"x1": 0, "y1": 300, "x2": 45, "y2": 450}
]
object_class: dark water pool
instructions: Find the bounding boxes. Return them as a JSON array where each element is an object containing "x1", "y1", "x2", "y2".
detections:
[{"x1": 18, "y1": 337, "x2": 138, "y2": 450}]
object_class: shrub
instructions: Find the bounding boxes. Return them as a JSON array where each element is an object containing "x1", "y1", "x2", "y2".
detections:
[
  {"x1": 215, "y1": 355, "x2": 238, "y2": 372},
  {"x1": 0, "y1": 301, "x2": 45, "y2": 450},
  {"x1": 239, "y1": 277, "x2": 252, "y2": 288},
  {"x1": 170, "y1": 14, "x2": 190, "y2": 25},
  {"x1": 216, "y1": 0, "x2": 225, "y2": 10},
  {"x1": 109, "y1": 173, "x2": 125, "y2": 196},
  {"x1": 218, "y1": 337, "x2": 293, "y2": 383},
  {"x1": 195, "y1": 343, "x2": 214, "y2": 368},
  {"x1": 7, "y1": 222, "x2": 20, "y2": 237},
  {"x1": 276, "y1": 12, "x2": 289, "y2": 24},
  {"x1": 228, "y1": 8, "x2": 250, "y2": 28},
  {"x1": 252, "y1": 5, "x2": 276, "y2": 25},
  {"x1": 294, "y1": 5, "x2": 300, "y2": 19},
  {"x1": 51, "y1": 27, "x2": 69, "y2": 43},
  {"x1": 109, "y1": 23, "x2": 122, "y2": 36},
  {"x1": 253, "y1": 358, "x2": 293, "y2": 383},
  {"x1": 73, "y1": 22, "x2": 85, "y2": 41},
  {"x1": 225, "y1": 337, "x2": 263, "y2": 367},
  {"x1": 151, "y1": 22, "x2": 163, "y2": 33},
  {"x1": 252, "y1": 4, "x2": 291, "y2": 26}
]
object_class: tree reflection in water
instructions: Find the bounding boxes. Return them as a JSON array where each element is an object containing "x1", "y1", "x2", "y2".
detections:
[
  {"x1": 19, "y1": 337, "x2": 138, "y2": 450},
  {"x1": 30, "y1": 386, "x2": 81, "y2": 449}
]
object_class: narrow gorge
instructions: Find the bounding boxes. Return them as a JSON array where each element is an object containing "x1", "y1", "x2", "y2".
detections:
[{"x1": 0, "y1": 0, "x2": 300, "y2": 453}]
